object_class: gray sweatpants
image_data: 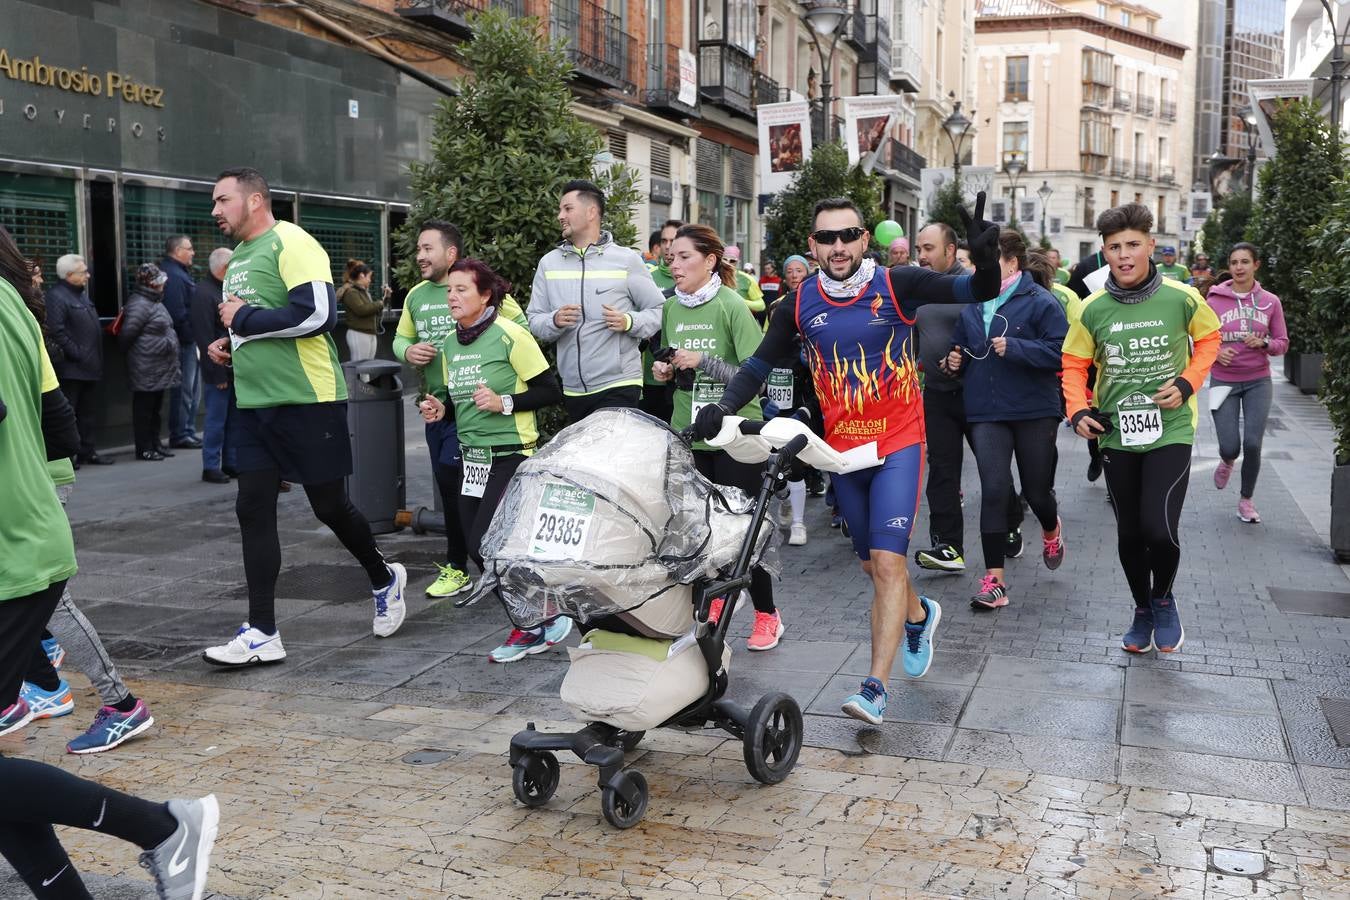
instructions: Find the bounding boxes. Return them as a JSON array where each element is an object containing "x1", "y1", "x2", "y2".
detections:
[
  {"x1": 1210, "y1": 377, "x2": 1273, "y2": 500},
  {"x1": 52, "y1": 484, "x2": 130, "y2": 707}
]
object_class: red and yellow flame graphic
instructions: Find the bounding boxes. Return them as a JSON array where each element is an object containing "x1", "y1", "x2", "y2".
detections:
[
  {"x1": 808, "y1": 331, "x2": 920, "y2": 419},
  {"x1": 870, "y1": 292, "x2": 886, "y2": 318}
]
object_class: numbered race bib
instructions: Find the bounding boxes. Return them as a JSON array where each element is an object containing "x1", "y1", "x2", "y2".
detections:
[
  {"x1": 461, "y1": 446, "x2": 491, "y2": 498},
  {"x1": 528, "y1": 482, "x2": 596, "y2": 560},
  {"x1": 690, "y1": 375, "x2": 726, "y2": 422},
  {"x1": 767, "y1": 368, "x2": 795, "y2": 407},
  {"x1": 1116, "y1": 392, "x2": 1163, "y2": 448}
]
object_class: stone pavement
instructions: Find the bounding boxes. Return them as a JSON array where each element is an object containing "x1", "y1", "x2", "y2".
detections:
[{"x1": 3, "y1": 378, "x2": 1349, "y2": 897}]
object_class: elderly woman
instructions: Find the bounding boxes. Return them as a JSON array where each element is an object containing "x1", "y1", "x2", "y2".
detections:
[{"x1": 118, "y1": 263, "x2": 181, "y2": 460}]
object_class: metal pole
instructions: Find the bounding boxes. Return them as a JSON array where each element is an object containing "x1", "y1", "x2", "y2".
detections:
[{"x1": 1247, "y1": 135, "x2": 1257, "y2": 202}]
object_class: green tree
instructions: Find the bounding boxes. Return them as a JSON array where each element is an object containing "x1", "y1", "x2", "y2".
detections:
[
  {"x1": 1246, "y1": 98, "x2": 1346, "y2": 354},
  {"x1": 924, "y1": 179, "x2": 966, "y2": 233},
  {"x1": 1302, "y1": 175, "x2": 1350, "y2": 463},
  {"x1": 763, "y1": 142, "x2": 885, "y2": 264},
  {"x1": 394, "y1": 9, "x2": 640, "y2": 303},
  {"x1": 1195, "y1": 192, "x2": 1253, "y2": 272}
]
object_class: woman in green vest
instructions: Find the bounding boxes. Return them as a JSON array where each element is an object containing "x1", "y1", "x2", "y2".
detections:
[
  {"x1": 417, "y1": 259, "x2": 567, "y2": 664},
  {"x1": 652, "y1": 224, "x2": 784, "y2": 652}
]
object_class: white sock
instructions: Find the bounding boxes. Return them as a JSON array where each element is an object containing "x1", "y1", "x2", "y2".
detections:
[{"x1": 788, "y1": 479, "x2": 806, "y2": 525}]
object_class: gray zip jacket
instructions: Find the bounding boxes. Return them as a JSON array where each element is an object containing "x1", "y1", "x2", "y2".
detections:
[{"x1": 527, "y1": 231, "x2": 666, "y2": 395}]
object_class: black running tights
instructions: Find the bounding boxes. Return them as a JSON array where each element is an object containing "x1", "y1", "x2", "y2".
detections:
[
  {"x1": 236, "y1": 471, "x2": 389, "y2": 633},
  {"x1": 0, "y1": 756, "x2": 177, "y2": 899},
  {"x1": 969, "y1": 418, "x2": 1060, "y2": 571},
  {"x1": 1101, "y1": 443, "x2": 1192, "y2": 609}
]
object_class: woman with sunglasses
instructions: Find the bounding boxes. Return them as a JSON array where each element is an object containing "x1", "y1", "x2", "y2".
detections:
[{"x1": 941, "y1": 229, "x2": 1069, "y2": 609}]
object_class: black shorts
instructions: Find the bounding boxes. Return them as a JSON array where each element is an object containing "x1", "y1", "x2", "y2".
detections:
[{"x1": 231, "y1": 401, "x2": 353, "y2": 484}]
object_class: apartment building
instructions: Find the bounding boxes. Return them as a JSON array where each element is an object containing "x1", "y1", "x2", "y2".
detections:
[
  {"x1": 974, "y1": 0, "x2": 1190, "y2": 260},
  {"x1": 1284, "y1": 0, "x2": 1349, "y2": 133}
]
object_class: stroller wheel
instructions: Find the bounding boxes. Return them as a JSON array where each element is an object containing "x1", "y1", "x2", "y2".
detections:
[
  {"x1": 615, "y1": 730, "x2": 645, "y2": 752},
  {"x1": 600, "y1": 770, "x2": 649, "y2": 829},
  {"x1": 511, "y1": 751, "x2": 560, "y2": 807},
  {"x1": 743, "y1": 692, "x2": 804, "y2": 785}
]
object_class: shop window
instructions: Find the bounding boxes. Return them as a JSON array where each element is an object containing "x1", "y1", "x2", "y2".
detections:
[
  {"x1": 121, "y1": 184, "x2": 221, "y2": 295},
  {"x1": 0, "y1": 172, "x2": 79, "y2": 294},
  {"x1": 298, "y1": 202, "x2": 384, "y2": 298}
]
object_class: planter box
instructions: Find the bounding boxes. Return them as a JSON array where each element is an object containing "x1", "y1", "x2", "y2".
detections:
[
  {"x1": 1333, "y1": 464, "x2": 1350, "y2": 564},
  {"x1": 1284, "y1": 352, "x2": 1298, "y2": 384},
  {"x1": 1296, "y1": 352, "x2": 1325, "y2": 395}
]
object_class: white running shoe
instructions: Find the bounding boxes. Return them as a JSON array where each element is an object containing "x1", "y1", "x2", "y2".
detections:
[
  {"x1": 201, "y1": 624, "x2": 286, "y2": 667},
  {"x1": 373, "y1": 563, "x2": 407, "y2": 638},
  {"x1": 788, "y1": 523, "x2": 808, "y2": 546}
]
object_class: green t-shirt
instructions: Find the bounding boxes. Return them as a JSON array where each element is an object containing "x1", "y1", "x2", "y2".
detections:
[
  {"x1": 441, "y1": 316, "x2": 549, "y2": 457},
  {"x1": 1055, "y1": 266, "x2": 1071, "y2": 285},
  {"x1": 395, "y1": 282, "x2": 526, "y2": 401},
  {"x1": 0, "y1": 281, "x2": 77, "y2": 600},
  {"x1": 225, "y1": 221, "x2": 347, "y2": 409},
  {"x1": 1158, "y1": 263, "x2": 1191, "y2": 283},
  {"x1": 662, "y1": 285, "x2": 764, "y2": 450},
  {"x1": 1063, "y1": 281, "x2": 1220, "y2": 452}
]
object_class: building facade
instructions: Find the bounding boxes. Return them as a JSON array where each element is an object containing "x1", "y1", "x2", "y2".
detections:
[{"x1": 1284, "y1": 0, "x2": 1349, "y2": 134}]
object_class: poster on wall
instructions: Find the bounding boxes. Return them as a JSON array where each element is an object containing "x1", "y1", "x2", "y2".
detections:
[
  {"x1": 757, "y1": 100, "x2": 813, "y2": 194},
  {"x1": 842, "y1": 96, "x2": 902, "y2": 166},
  {"x1": 1247, "y1": 78, "x2": 1315, "y2": 157}
]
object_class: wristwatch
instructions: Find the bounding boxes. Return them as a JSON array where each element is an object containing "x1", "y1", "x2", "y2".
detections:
[{"x1": 500, "y1": 394, "x2": 514, "y2": 415}]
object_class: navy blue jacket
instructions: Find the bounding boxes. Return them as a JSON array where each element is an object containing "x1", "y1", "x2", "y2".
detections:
[
  {"x1": 158, "y1": 256, "x2": 195, "y2": 346},
  {"x1": 949, "y1": 271, "x2": 1068, "y2": 423}
]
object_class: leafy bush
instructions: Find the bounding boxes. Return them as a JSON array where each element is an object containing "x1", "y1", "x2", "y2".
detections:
[
  {"x1": 924, "y1": 179, "x2": 966, "y2": 234},
  {"x1": 1302, "y1": 175, "x2": 1350, "y2": 464},
  {"x1": 1195, "y1": 192, "x2": 1252, "y2": 272},
  {"x1": 763, "y1": 142, "x2": 885, "y2": 265}
]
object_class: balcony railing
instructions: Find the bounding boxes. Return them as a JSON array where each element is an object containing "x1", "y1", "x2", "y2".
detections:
[
  {"x1": 889, "y1": 42, "x2": 921, "y2": 93},
  {"x1": 1135, "y1": 95, "x2": 1155, "y2": 116},
  {"x1": 855, "y1": 14, "x2": 891, "y2": 95},
  {"x1": 1112, "y1": 89, "x2": 1132, "y2": 111},
  {"x1": 1080, "y1": 153, "x2": 1108, "y2": 176},
  {"x1": 1158, "y1": 166, "x2": 1176, "y2": 184},
  {"x1": 395, "y1": 0, "x2": 525, "y2": 36},
  {"x1": 1110, "y1": 159, "x2": 1131, "y2": 178},
  {"x1": 1160, "y1": 99, "x2": 1177, "y2": 120},
  {"x1": 1134, "y1": 160, "x2": 1153, "y2": 180},
  {"x1": 754, "y1": 71, "x2": 780, "y2": 108},
  {"x1": 644, "y1": 42, "x2": 697, "y2": 117},
  {"x1": 550, "y1": 0, "x2": 638, "y2": 93},
  {"x1": 888, "y1": 140, "x2": 926, "y2": 183},
  {"x1": 698, "y1": 40, "x2": 755, "y2": 119}
]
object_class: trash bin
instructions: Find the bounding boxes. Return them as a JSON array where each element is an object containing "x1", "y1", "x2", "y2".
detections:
[{"x1": 343, "y1": 359, "x2": 406, "y2": 534}]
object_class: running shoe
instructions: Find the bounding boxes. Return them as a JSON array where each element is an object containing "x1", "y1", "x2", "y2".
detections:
[
  {"x1": 915, "y1": 544, "x2": 965, "y2": 572},
  {"x1": 829, "y1": 511, "x2": 843, "y2": 529},
  {"x1": 425, "y1": 563, "x2": 471, "y2": 599},
  {"x1": 901, "y1": 597, "x2": 941, "y2": 678},
  {"x1": 19, "y1": 680, "x2": 74, "y2": 719},
  {"x1": 139, "y1": 795, "x2": 219, "y2": 900},
  {"x1": 788, "y1": 523, "x2": 808, "y2": 546},
  {"x1": 67, "y1": 700, "x2": 155, "y2": 754},
  {"x1": 1086, "y1": 456, "x2": 1103, "y2": 482},
  {"x1": 489, "y1": 628, "x2": 548, "y2": 663},
  {"x1": 544, "y1": 617, "x2": 573, "y2": 646},
  {"x1": 202, "y1": 624, "x2": 287, "y2": 667},
  {"x1": 1121, "y1": 606, "x2": 1155, "y2": 653},
  {"x1": 1214, "y1": 459, "x2": 1234, "y2": 490},
  {"x1": 841, "y1": 676, "x2": 887, "y2": 725},
  {"x1": 1042, "y1": 518, "x2": 1065, "y2": 570},
  {"x1": 840, "y1": 517, "x2": 851, "y2": 539},
  {"x1": 970, "y1": 574, "x2": 1009, "y2": 609},
  {"x1": 805, "y1": 470, "x2": 826, "y2": 496},
  {"x1": 1150, "y1": 594, "x2": 1185, "y2": 653},
  {"x1": 1005, "y1": 528, "x2": 1024, "y2": 559},
  {"x1": 0, "y1": 698, "x2": 33, "y2": 738},
  {"x1": 1238, "y1": 498, "x2": 1261, "y2": 524},
  {"x1": 42, "y1": 636, "x2": 65, "y2": 669},
  {"x1": 747, "y1": 610, "x2": 784, "y2": 651},
  {"x1": 372, "y1": 563, "x2": 407, "y2": 638}
]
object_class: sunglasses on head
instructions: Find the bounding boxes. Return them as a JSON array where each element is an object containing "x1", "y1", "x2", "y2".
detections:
[{"x1": 811, "y1": 226, "x2": 866, "y2": 246}]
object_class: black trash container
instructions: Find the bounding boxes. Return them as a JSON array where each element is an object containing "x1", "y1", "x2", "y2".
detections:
[{"x1": 343, "y1": 359, "x2": 406, "y2": 534}]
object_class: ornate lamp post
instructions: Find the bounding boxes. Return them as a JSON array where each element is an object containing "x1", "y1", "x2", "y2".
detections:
[
  {"x1": 1003, "y1": 150, "x2": 1026, "y2": 227},
  {"x1": 942, "y1": 91, "x2": 974, "y2": 195},
  {"x1": 1037, "y1": 179, "x2": 1054, "y2": 240},
  {"x1": 1239, "y1": 105, "x2": 1260, "y2": 201},
  {"x1": 803, "y1": 1, "x2": 848, "y2": 143}
]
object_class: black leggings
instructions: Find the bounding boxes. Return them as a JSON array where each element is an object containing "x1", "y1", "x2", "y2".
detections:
[
  {"x1": 236, "y1": 471, "x2": 389, "y2": 633},
  {"x1": 458, "y1": 453, "x2": 525, "y2": 571},
  {"x1": 969, "y1": 418, "x2": 1060, "y2": 570},
  {"x1": 0, "y1": 756, "x2": 177, "y2": 899},
  {"x1": 1101, "y1": 443, "x2": 1192, "y2": 608},
  {"x1": 694, "y1": 450, "x2": 776, "y2": 615},
  {"x1": 432, "y1": 460, "x2": 470, "y2": 571},
  {"x1": 130, "y1": 390, "x2": 163, "y2": 453}
]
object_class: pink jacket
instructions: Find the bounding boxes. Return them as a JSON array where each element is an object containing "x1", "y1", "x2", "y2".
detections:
[{"x1": 1205, "y1": 279, "x2": 1288, "y2": 383}]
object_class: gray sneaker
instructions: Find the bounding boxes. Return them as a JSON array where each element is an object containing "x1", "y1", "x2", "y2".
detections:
[{"x1": 138, "y1": 795, "x2": 219, "y2": 900}]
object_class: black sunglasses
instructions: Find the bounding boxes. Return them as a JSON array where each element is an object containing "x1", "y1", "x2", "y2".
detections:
[{"x1": 811, "y1": 227, "x2": 866, "y2": 246}]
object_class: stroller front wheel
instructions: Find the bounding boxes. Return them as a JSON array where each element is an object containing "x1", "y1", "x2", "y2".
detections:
[
  {"x1": 512, "y1": 751, "x2": 560, "y2": 807},
  {"x1": 743, "y1": 692, "x2": 804, "y2": 784},
  {"x1": 600, "y1": 769, "x2": 649, "y2": 829}
]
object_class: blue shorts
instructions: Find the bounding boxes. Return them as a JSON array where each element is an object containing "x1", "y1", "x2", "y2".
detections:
[
  {"x1": 231, "y1": 401, "x2": 353, "y2": 485},
  {"x1": 830, "y1": 443, "x2": 924, "y2": 560},
  {"x1": 425, "y1": 419, "x2": 462, "y2": 468}
]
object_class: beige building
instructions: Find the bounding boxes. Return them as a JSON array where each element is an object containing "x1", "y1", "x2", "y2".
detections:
[
  {"x1": 973, "y1": 0, "x2": 1191, "y2": 262},
  {"x1": 912, "y1": 0, "x2": 979, "y2": 182}
]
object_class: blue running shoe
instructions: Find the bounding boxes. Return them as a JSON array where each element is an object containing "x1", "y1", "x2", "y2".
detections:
[
  {"x1": 67, "y1": 700, "x2": 155, "y2": 755},
  {"x1": 20, "y1": 680, "x2": 74, "y2": 719},
  {"x1": 1121, "y1": 606, "x2": 1155, "y2": 653},
  {"x1": 544, "y1": 617, "x2": 573, "y2": 646},
  {"x1": 42, "y1": 637, "x2": 65, "y2": 669},
  {"x1": 901, "y1": 597, "x2": 941, "y2": 678},
  {"x1": 489, "y1": 628, "x2": 548, "y2": 663},
  {"x1": 841, "y1": 677, "x2": 887, "y2": 725},
  {"x1": 1150, "y1": 594, "x2": 1184, "y2": 653}
]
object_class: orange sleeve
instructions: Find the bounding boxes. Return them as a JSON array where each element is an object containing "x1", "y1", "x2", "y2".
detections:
[
  {"x1": 1062, "y1": 353, "x2": 1093, "y2": 420},
  {"x1": 1180, "y1": 331, "x2": 1221, "y2": 393}
]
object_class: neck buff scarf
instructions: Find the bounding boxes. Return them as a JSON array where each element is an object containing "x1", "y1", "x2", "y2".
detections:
[
  {"x1": 982, "y1": 272, "x2": 1022, "y2": 336},
  {"x1": 675, "y1": 272, "x2": 722, "y2": 308},
  {"x1": 1105, "y1": 261, "x2": 1161, "y2": 305},
  {"x1": 455, "y1": 304, "x2": 498, "y2": 345},
  {"x1": 818, "y1": 257, "x2": 877, "y2": 299}
]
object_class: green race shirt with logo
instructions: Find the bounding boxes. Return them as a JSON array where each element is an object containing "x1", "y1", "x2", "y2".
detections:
[
  {"x1": 1157, "y1": 263, "x2": 1191, "y2": 283},
  {"x1": 662, "y1": 285, "x2": 764, "y2": 450},
  {"x1": 1063, "y1": 281, "x2": 1220, "y2": 452},
  {"x1": 396, "y1": 282, "x2": 526, "y2": 401},
  {"x1": 441, "y1": 316, "x2": 548, "y2": 457},
  {"x1": 225, "y1": 220, "x2": 346, "y2": 409}
]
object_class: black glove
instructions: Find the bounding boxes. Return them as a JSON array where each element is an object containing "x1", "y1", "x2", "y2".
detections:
[
  {"x1": 693, "y1": 402, "x2": 728, "y2": 440},
  {"x1": 958, "y1": 191, "x2": 1001, "y2": 271}
]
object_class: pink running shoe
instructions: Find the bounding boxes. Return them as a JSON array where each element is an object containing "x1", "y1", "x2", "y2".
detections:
[
  {"x1": 1042, "y1": 518, "x2": 1065, "y2": 570},
  {"x1": 1214, "y1": 459, "x2": 1234, "y2": 490},
  {"x1": 970, "y1": 574, "x2": 1009, "y2": 609},
  {"x1": 747, "y1": 610, "x2": 784, "y2": 651},
  {"x1": 1238, "y1": 497, "x2": 1261, "y2": 524}
]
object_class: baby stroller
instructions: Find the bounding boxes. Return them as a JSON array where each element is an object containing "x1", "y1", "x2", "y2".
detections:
[{"x1": 469, "y1": 408, "x2": 818, "y2": 828}]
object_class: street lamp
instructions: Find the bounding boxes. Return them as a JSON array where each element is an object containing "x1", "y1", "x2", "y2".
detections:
[
  {"x1": 1239, "y1": 105, "x2": 1260, "y2": 201},
  {"x1": 803, "y1": 1, "x2": 848, "y2": 143},
  {"x1": 1317, "y1": 0, "x2": 1350, "y2": 134},
  {"x1": 1003, "y1": 150, "x2": 1025, "y2": 227},
  {"x1": 942, "y1": 91, "x2": 974, "y2": 195},
  {"x1": 1037, "y1": 179, "x2": 1054, "y2": 240}
]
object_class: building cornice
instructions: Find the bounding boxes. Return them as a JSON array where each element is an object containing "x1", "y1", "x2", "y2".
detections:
[{"x1": 975, "y1": 15, "x2": 1189, "y2": 59}]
